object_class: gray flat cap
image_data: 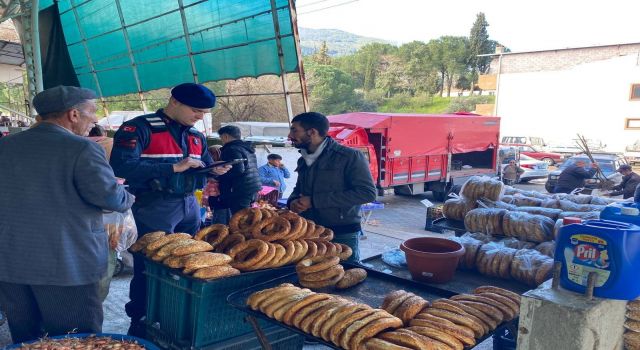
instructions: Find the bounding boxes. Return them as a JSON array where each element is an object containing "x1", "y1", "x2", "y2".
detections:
[{"x1": 33, "y1": 85, "x2": 97, "y2": 115}]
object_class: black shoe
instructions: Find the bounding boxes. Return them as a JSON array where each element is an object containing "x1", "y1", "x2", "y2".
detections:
[{"x1": 127, "y1": 321, "x2": 147, "y2": 339}]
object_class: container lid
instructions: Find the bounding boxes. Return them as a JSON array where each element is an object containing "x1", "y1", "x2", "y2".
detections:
[
  {"x1": 621, "y1": 207, "x2": 640, "y2": 216},
  {"x1": 563, "y1": 217, "x2": 582, "y2": 225}
]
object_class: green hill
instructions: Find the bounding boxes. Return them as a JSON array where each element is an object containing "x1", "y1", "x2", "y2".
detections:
[{"x1": 298, "y1": 27, "x2": 392, "y2": 57}]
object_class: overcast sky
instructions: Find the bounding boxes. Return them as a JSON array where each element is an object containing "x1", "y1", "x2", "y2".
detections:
[{"x1": 295, "y1": 0, "x2": 638, "y2": 52}]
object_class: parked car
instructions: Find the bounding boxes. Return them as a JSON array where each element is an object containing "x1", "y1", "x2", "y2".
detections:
[
  {"x1": 545, "y1": 154, "x2": 626, "y2": 193},
  {"x1": 502, "y1": 143, "x2": 563, "y2": 165},
  {"x1": 501, "y1": 136, "x2": 547, "y2": 148},
  {"x1": 500, "y1": 154, "x2": 549, "y2": 183},
  {"x1": 624, "y1": 141, "x2": 640, "y2": 165}
]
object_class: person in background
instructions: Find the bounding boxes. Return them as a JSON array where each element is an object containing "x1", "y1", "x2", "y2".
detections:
[
  {"x1": 109, "y1": 83, "x2": 230, "y2": 337},
  {"x1": 502, "y1": 159, "x2": 524, "y2": 186},
  {"x1": 217, "y1": 125, "x2": 262, "y2": 214},
  {"x1": 259, "y1": 153, "x2": 290, "y2": 198},
  {"x1": 202, "y1": 145, "x2": 229, "y2": 224},
  {"x1": 287, "y1": 112, "x2": 376, "y2": 262},
  {"x1": 608, "y1": 164, "x2": 640, "y2": 199},
  {"x1": 0, "y1": 86, "x2": 134, "y2": 342},
  {"x1": 554, "y1": 160, "x2": 599, "y2": 194},
  {"x1": 88, "y1": 124, "x2": 113, "y2": 160}
]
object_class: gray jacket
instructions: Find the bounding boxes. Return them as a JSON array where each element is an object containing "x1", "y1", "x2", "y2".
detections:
[
  {"x1": 288, "y1": 137, "x2": 376, "y2": 233},
  {"x1": 0, "y1": 123, "x2": 134, "y2": 286}
]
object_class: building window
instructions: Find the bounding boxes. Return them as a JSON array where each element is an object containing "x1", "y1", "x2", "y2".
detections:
[
  {"x1": 625, "y1": 118, "x2": 640, "y2": 130},
  {"x1": 631, "y1": 84, "x2": 640, "y2": 101}
]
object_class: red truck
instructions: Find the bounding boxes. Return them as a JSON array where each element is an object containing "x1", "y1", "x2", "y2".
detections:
[{"x1": 327, "y1": 112, "x2": 500, "y2": 200}]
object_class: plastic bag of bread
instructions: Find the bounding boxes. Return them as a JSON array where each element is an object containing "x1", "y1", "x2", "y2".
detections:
[
  {"x1": 541, "y1": 198, "x2": 561, "y2": 209},
  {"x1": 502, "y1": 211, "x2": 555, "y2": 243},
  {"x1": 534, "y1": 241, "x2": 556, "y2": 258},
  {"x1": 443, "y1": 197, "x2": 475, "y2": 221},
  {"x1": 503, "y1": 186, "x2": 519, "y2": 196},
  {"x1": 477, "y1": 197, "x2": 517, "y2": 211},
  {"x1": 449, "y1": 235, "x2": 484, "y2": 270},
  {"x1": 510, "y1": 249, "x2": 554, "y2": 286},
  {"x1": 553, "y1": 219, "x2": 564, "y2": 240},
  {"x1": 511, "y1": 195, "x2": 543, "y2": 207},
  {"x1": 501, "y1": 194, "x2": 515, "y2": 204},
  {"x1": 558, "y1": 211, "x2": 600, "y2": 220},
  {"x1": 559, "y1": 200, "x2": 604, "y2": 212},
  {"x1": 460, "y1": 176, "x2": 504, "y2": 202},
  {"x1": 514, "y1": 206, "x2": 562, "y2": 220},
  {"x1": 464, "y1": 208, "x2": 508, "y2": 236},
  {"x1": 496, "y1": 237, "x2": 536, "y2": 250},
  {"x1": 475, "y1": 242, "x2": 517, "y2": 279},
  {"x1": 461, "y1": 231, "x2": 494, "y2": 243},
  {"x1": 563, "y1": 194, "x2": 593, "y2": 204}
]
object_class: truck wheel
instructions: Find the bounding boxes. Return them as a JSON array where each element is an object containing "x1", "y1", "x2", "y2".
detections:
[
  {"x1": 542, "y1": 157, "x2": 555, "y2": 166},
  {"x1": 545, "y1": 182, "x2": 554, "y2": 193}
]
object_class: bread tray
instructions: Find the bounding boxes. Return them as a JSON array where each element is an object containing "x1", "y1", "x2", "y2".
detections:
[{"x1": 227, "y1": 263, "x2": 515, "y2": 349}]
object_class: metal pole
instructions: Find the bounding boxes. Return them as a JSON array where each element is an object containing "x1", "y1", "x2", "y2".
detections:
[
  {"x1": 30, "y1": 0, "x2": 43, "y2": 93},
  {"x1": 113, "y1": 0, "x2": 148, "y2": 113},
  {"x1": 493, "y1": 53, "x2": 502, "y2": 116},
  {"x1": 270, "y1": 0, "x2": 293, "y2": 122},
  {"x1": 177, "y1": 0, "x2": 199, "y2": 83},
  {"x1": 69, "y1": 0, "x2": 110, "y2": 117},
  {"x1": 288, "y1": 0, "x2": 308, "y2": 113}
]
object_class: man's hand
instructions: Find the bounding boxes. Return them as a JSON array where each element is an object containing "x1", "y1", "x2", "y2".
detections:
[
  {"x1": 291, "y1": 195, "x2": 312, "y2": 213},
  {"x1": 590, "y1": 162, "x2": 599, "y2": 169},
  {"x1": 273, "y1": 180, "x2": 281, "y2": 187},
  {"x1": 211, "y1": 164, "x2": 231, "y2": 176},
  {"x1": 173, "y1": 157, "x2": 204, "y2": 173}
]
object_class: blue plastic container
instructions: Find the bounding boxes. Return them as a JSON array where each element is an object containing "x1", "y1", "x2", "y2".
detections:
[
  {"x1": 555, "y1": 219, "x2": 640, "y2": 300},
  {"x1": 600, "y1": 202, "x2": 640, "y2": 225}
]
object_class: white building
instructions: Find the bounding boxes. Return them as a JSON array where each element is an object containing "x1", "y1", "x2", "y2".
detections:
[{"x1": 479, "y1": 43, "x2": 640, "y2": 152}]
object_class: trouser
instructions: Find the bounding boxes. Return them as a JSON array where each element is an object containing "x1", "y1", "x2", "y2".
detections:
[
  {"x1": 97, "y1": 249, "x2": 118, "y2": 302},
  {"x1": 332, "y1": 231, "x2": 362, "y2": 263},
  {"x1": 126, "y1": 194, "x2": 201, "y2": 337},
  {"x1": 502, "y1": 178, "x2": 516, "y2": 186},
  {"x1": 208, "y1": 196, "x2": 230, "y2": 225},
  {"x1": 554, "y1": 186, "x2": 573, "y2": 194},
  {"x1": 227, "y1": 193, "x2": 257, "y2": 215},
  {"x1": 0, "y1": 281, "x2": 102, "y2": 343}
]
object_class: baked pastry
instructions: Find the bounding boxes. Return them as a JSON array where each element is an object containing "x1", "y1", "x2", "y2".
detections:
[{"x1": 336, "y1": 268, "x2": 367, "y2": 289}]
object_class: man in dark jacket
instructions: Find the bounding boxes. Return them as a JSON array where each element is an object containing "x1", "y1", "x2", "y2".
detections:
[
  {"x1": 287, "y1": 112, "x2": 377, "y2": 262},
  {"x1": 217, "y1": 125, "x2": 262, "y2": 215},
  {"x1": 609, "y1": 164, "x2": 640, "y2": 199},
  {"x1": 554, "y1": 160, "x2": 599, "y2": 194}
]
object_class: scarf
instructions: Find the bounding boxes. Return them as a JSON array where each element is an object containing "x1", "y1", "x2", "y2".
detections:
[{"x1": 300, "y1": 138, "x2": 328, "y2": 166}]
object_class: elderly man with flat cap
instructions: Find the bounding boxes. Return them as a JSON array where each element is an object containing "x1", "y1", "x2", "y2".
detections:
[
  {"x1": 110, "y1": 83, "x2": 230, "y2": 337},
  {"x1": 0, "y1": 86, "x2": 135, "y2": 342}
]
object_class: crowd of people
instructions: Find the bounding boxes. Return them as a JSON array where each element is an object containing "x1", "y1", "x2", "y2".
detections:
[{"x1": 0, "y1": 83, "x2": 376, "y2": 342}]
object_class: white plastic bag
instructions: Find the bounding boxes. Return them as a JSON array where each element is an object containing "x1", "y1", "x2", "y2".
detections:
[{"x1": 103, "y1": 209, "x2": 138, "y2": 252}]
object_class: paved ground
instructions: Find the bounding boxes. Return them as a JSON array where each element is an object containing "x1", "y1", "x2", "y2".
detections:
[{"x1": 1, "y1": 180, "x2": 547, "y2": 348}]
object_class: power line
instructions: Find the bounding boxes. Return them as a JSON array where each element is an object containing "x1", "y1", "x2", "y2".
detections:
[
  {"x1": 297, "y1": 0, "x2": 335, "y2": 8},
  {"x1": 298, "y1": 0, "x2": 359, "y2": 15}
]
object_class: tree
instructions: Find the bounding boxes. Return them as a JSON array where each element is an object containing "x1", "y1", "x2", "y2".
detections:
[
  {"x1": 441, "y1": 36, "x2": 470, "y2": 97},
  {"x1": 398, "y1": 41, "x2": 437, "y2": 95},
  {"x1": 305, "y1": 62, "x2": 362, "y2": 115},
  {"x1": 312, "y1": 41, "x2": 332, "y2": 65},
  {"x1": 468, "y1": 12, "x2": 491, "y2": 92}
]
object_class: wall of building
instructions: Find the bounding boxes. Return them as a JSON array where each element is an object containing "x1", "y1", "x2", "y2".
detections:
[
  {"x1": 0, "y1": 63, "x2": 24, "y2": 83},
  {"x1": 496, "y1": 51, "x2": 640, "y2": 152}
]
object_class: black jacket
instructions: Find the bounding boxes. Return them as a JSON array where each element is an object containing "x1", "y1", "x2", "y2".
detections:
[
  {"x1": 611, "y1": 172, "x2": 640, "y2": 199},
  {"x1": 218, "y1": 140, "x2": 262, "y2": 203},
  {"x1": 555, "y1": 165, "x2": 597, "y2": 192},
  {"x1": 288, "y1": 137, "x2": 377, "y2": 234}
]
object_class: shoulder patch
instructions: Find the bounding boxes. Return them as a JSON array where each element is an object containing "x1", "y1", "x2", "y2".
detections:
[{"x1": 123, "y1": 125, "x2": 136, "y2": 132}]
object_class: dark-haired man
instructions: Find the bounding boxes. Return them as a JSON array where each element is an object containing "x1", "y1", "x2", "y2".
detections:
[
  {"x1": 259, "y1": 153, "x2": 290, "y2": 198},
  {"x1": 287, "y1": 112, "x2": 376, "y2": 262},
  {"x1": 217, "y1": 125, "x2": 262, "y2": 215},
  {"x1": 609, "y1": 164, "x2": 640, "y2": 199}
]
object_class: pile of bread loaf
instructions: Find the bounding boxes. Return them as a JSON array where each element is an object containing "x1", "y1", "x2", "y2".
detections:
[
  {"x1": 442, "y1": 176, "x2": 504, "y2": 221},
  {"x1": 130, "y1": 232, "x2": 239, "y2": 280},
  {"x1": 625, "y1": 299, "x2": 640, "y2": 350},
  {"x1": 295, "y1": 256, "x2": 368, "y2": 290},
  {"x1": 451, "y1": 233, "x2": 555, "y2": 287},
  {"x1": 247, "y1": 284, "x2": 520, "y2": 350}
]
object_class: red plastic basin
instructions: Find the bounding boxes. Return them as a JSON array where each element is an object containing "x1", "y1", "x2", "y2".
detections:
[{"x1": 400, "y1": 237, "x2": 465, "y2": 283}]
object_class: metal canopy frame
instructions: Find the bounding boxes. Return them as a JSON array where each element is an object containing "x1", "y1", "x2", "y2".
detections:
[{"x1": 0, "y1": 0, "x2": 308, "y2": 121}]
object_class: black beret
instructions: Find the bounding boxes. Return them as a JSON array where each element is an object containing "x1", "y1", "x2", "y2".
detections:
[
  {"x1": 33, "y1": 85, "x2": 97, "y2": 115},
  {"x1": 171, "y1": 83, "x2": 216, "y2": 109}
]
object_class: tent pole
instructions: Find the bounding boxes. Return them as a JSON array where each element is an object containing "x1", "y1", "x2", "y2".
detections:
[
  {"x1": 177, "y1": 0, "x2": 199, "y2": 83},
  {"x1": 270, "y1": 0, "x2": 293, "y2": 122},
  {"x1": 30, "y1": 0, "x2": 43, "y2": 93},
  {"x1": 113, "y1": 0, "x2": 148, "y2": 113},
  {"x1": 69, "y1": 0, "x2": 109, "y2": 117},
  {"x1": 288, "y1": 0, "x2": 308, "y2": 113}
]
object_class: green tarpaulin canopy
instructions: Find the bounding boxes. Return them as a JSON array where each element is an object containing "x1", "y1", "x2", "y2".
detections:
[{"x1": 43, "y1": 0, "x2": 300, "y2": 97}]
